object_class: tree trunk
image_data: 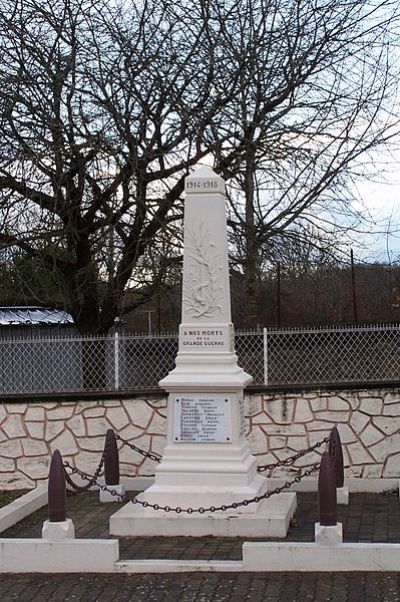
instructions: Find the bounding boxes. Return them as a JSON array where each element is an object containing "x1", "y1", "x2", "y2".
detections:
[
  {"x1": 242, "y1": 144, "x2": 259, "y2": 329},
  {"x1": 82, "y1": 338, "x2": 107, "y2": 391}
]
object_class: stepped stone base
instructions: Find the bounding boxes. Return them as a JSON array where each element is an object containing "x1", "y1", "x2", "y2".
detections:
[{"x1": 110, "y1": 492, "x2": 296, "y2": 538}]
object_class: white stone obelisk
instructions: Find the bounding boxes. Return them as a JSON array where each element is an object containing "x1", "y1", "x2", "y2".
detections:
[{"x1": 110, "y1": 166, "x2": 296, "y2": 536}]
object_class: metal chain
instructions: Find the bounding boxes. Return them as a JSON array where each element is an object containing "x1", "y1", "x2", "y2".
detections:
[
  {"x1": 114, "y1": 434, "x2": 328, "y2": 472},
  {"x1": 63, "y1": 436, "x2": 109, "y2": 494},
  {"x1": 257, "y1": 436, "x2": 329, "y2": 472},
  {"x1": 63, "y1": 432, "x2": 327, "y2": 507},
  {"x1": 115, "y1": 434, "x2": 161, "y2": 463},
  {"x1": 65, "y1": 462, "x2": 319, "y2": 513},
  {"x1": 128, "y1": 465, "x2": 319, "y2": 514},
  {"x1": 64, "y1": 463, "x2": 125, "y2": 500}
]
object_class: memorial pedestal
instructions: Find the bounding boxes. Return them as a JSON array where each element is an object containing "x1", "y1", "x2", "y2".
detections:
[
  {"x1": 110, "y1": 361, "x2": 297, "y2": 537},
  {"x1": 110, "y1": 494, "x2": 296, "y2": 538},
  {"x1": 110, "y1": 166, "x2": 296, "y2": 537}
]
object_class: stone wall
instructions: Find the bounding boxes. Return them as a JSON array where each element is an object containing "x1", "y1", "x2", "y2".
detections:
[
  {"x1": 0, "y1": 397, "x2": 167, "y2": 489},
  {"x1": 247, "y1": 389, "x2": 399, "y2": 479},
  {"x1": 0, "y1": 387, "x2": 399, "y2": 488}
]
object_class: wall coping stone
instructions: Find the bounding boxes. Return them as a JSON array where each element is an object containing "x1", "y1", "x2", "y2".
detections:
[{"x1": 1, "y1": 381, "x2": 400, "y2": 403}]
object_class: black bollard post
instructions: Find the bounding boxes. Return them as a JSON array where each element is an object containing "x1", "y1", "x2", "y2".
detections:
[
  {"x1": 318, "y1": 451, "x2": 337, "y2": 526},
  {"x1": 48, "y1": 449, "x2": 67, "y2": 522},
  {"x1": 104, "y1": 429, "x2": 120, "y2": 487},
  {"x1": 329, "y1": 426, "x2": 344, "y2": 488}
]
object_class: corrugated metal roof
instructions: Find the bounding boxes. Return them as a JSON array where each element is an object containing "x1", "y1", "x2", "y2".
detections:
[{"x1": 0, "y1": 306, "x2": 74, "y2": 326}]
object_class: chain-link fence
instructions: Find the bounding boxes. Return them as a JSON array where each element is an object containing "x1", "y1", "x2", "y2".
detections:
[
  {"x1": 0, "y1": 324, "x2": 399, "y2": 395},
  {"x1": 264, "y1": 324, "x2": 400, "y2": 385}
]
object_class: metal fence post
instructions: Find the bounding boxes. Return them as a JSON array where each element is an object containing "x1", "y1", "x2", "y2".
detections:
[
  {"x1": 263, "y1": 327, "x2": 268, "y2": 386},
  {"x1": 318, "y1": 451, "x2": 337, "y2": 526},
  {"x1": 48, "y1": 449, "x2": 66, "y2": 522},
  {"x1": 114, "y1": 332, "x2": 120, "y2": 390},
  {"x1": 104, "y1": 429, "x2": 120, "y2": 486}
]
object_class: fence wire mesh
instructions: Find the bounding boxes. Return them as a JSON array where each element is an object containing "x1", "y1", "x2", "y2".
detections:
[
  {"x1": 265, "y1": 324, "x2": 400, "y2": 386},
  {"x1": 0, "y1": 324, "x2": 399, "y2": 395}
]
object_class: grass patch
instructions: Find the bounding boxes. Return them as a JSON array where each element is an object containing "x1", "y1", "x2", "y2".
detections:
[{"x1": 0, "y1": 490, "x2": 29, "y2": 509}]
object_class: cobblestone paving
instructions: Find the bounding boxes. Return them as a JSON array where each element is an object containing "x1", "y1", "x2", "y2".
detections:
[
  {"x1": 1, "y1": 572, "x2": 400, "y2": 601},
  {"x1": 2, "y1": 490, "x2": 400, "y2": 559},
  {"x1": 2, "y1": 490, "x2": 400, "y2": 600}
]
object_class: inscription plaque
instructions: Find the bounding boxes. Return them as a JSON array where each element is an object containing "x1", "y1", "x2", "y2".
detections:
[
  {"x1": 174, "y1": 396, "x2": 231, "y2": 443},
  {"x1": 180, "y1": 324, "x2": 234, "y2": 351}
]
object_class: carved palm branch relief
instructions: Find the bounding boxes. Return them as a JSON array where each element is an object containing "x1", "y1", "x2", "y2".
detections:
[{"x1": 183, "y1": 222, "x2": 224, "y2": 318}]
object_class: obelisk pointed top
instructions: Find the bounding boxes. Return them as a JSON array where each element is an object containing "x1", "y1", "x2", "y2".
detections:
[
  {"x1": 185, "y1": 165, "x2": 225, "y2": 194},
  {"x1": 187, "y1": 165, "x2": 219, "y2": 178}
]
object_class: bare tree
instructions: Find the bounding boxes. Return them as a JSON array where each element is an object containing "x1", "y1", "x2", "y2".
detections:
[
  {"x1": 0, "y1": 0, "x2": 399, "y2": 334},
  {"x1": 0, "y1": 0, "x2": 238, "y2": 333},
  {"x1": 208, "y1": 0, "x2": 400, "y2": 326}
]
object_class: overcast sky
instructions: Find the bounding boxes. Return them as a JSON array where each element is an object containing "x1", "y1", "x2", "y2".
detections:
[{"x1": 353, "y1": 151, "x2": 400, "y2": 262}]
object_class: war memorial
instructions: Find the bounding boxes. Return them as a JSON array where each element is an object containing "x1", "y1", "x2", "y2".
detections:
[
  {"x1": 110, "y1": 165, "x2": 296, "y2": 537},
  {"x1": 0, "y1": 167, "x2": 399, "y2": 577}
]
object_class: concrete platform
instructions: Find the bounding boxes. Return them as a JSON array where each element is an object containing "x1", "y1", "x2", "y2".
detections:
[
  {"x1": 243, "y1": 542, "x2": 400, "y2": 572},
  {"x1": 109, "y1": 492, "x2": 297, "y2": 537},
  {"x1": 3, "y1": 490, "x2": 400, "y2": 562},
  {"x1": 0, "y1": 538, "x2": 119, "y2": 573}
]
